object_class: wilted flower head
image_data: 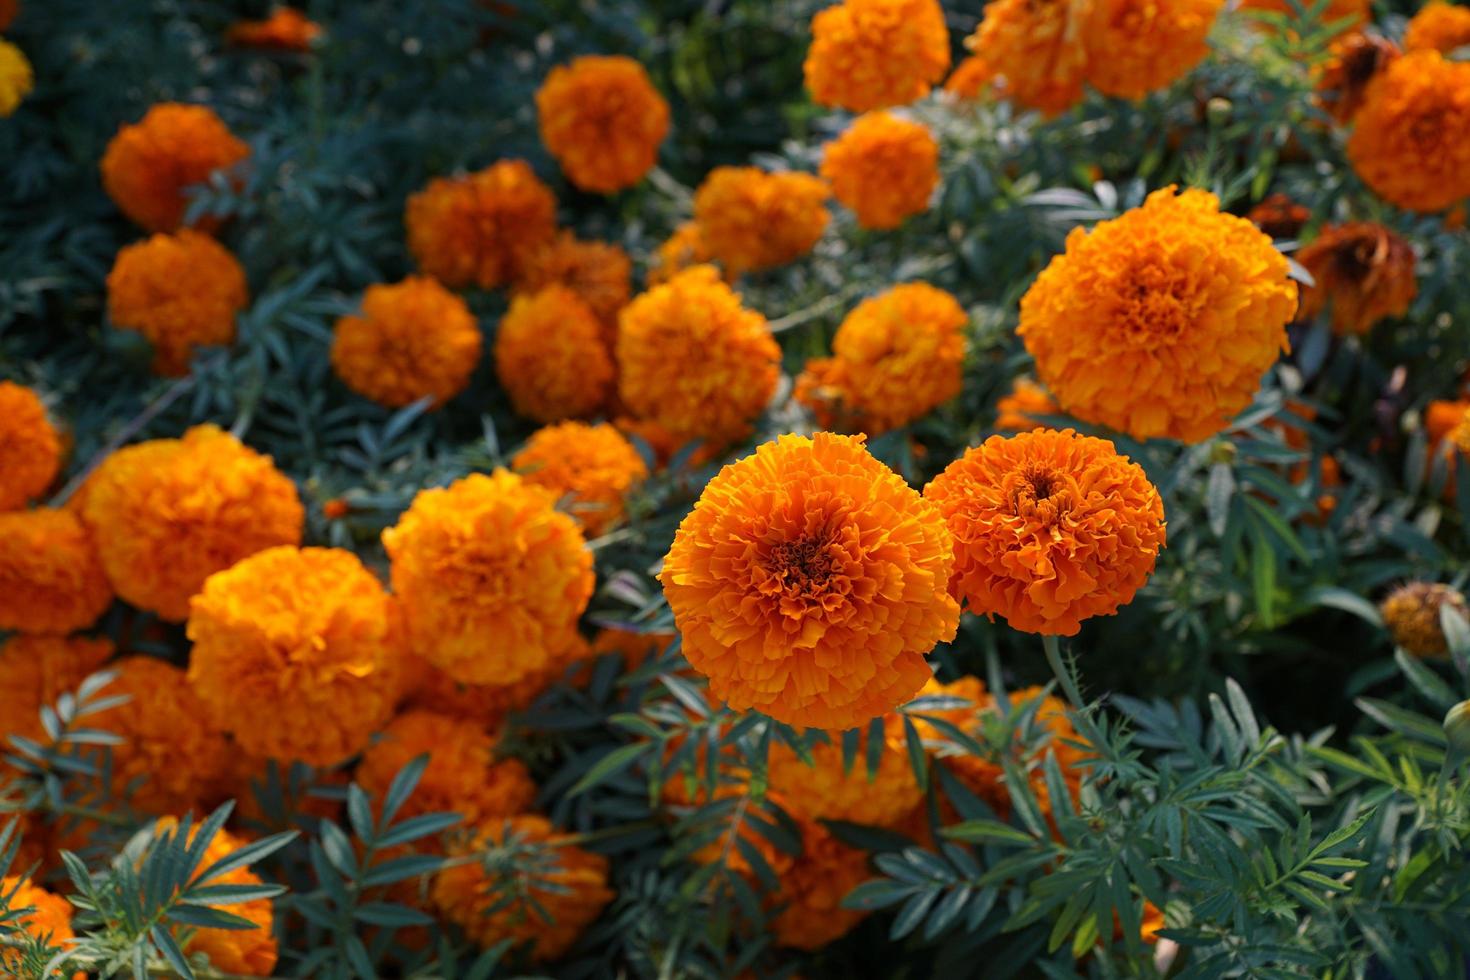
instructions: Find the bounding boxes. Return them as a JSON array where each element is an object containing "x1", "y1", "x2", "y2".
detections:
[
  {"x1": 1080, "y1": 0, "x2": 1223, "y2": 102},
  {"x1": 100, "y1": 103, "x2": 248, "y2": 232},
  {"x1": 1404, "y1": 2, "x2": 1470, "y2": 54},
  {"x1": 0, "y1": 508, "x2": 112, "y2": 633},
  {"x1": 1380, "y1": 582, "x2": 1469, "y2": 658},
  {"x1": 226, "y1": 6, "x2": 323, "y2": 50},
  {"x1": 535, "y1": 54, "x2": 670, "y2": 193},
  {"x1": 804, "y1": 0, "x2": 950, "y2": 111},
  {"x1": 1317, "y1": 32, "x2": 1400, "y2": 124},
  {"x1": 515, "y1": 231, "x2": 632, "y2": 334},
  {"x1": 924, "y1": 428, "x2": 1167, "y2": 636},
  {"x1": 0, "y1": 633, "x2": 112, "y2": 773},
  {"x1": 1247, "y1": 193, "x2": 1311, "y2": 240},
  {"x1": 692, "y1": 167, "x2": 831, "y2": 275},
  {"x1": 0, "y1": 38, "x2": 32, "y2": 117},
  {"x1": 820, "y1": 111, "x2": 939, "y2": 230},
  {"x1": 405, "y1": 160, "x2": 557, "y2": 288},
  {"x1": 995, "y1": 377, "x2": 1061, "y2": 432},
  {"x1": 1018, "y1": 187, "x2": 1297, "y2": 442},
  {"x1": 511, "y1": 421, "x2": 649, "y2": 537},
  {"x1": 0, "y1": 381, "x2": 61, "y2": 511},
  {"x1": 1296, "y1": 222, "x2": 1417, "y2": 335},
  {"x1": 495, "y1": 285, "x2": 614, "y2": 423},
  {"x1": 661, "y1": 432, "x2": 959, "y2": 730}
]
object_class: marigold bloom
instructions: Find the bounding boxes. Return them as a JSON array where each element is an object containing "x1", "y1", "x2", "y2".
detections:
[
  {"x1": 515, "y1": 231, "x2": 632, "y2": 332},
  {"x1": 1381, "y1": 582, "x2": 1469, "y2": 658},
  {"x1": 511, "y1": 421, "x2": 649, "y2": 537},
  {"x1": 1237, "y1": 0, "x2": 1369, "y2": 31},
  {"x1": 770, "y1": 818, "x2": 871, "y2": 950},
  {"x1": 1247, "y1": 193, "x2": 1310, "y2": 240},
  {"x1": 1316, "y1": 32, "x2": 1399, "y2": 124},
  {"x1": 432, "y1": 815, "x2": 614, "y2": 962},
  {"x1": 647, "y1": 221, "x2": 723, "y2": 286},
  {"x1": 924, "y1": 429, "x2": 1166, "y2": 636},
  {"x1": 226, "y1": 6, "x2": 322, "y2": 50},
  {"x1": 967, "y1": 0, "x2": 1087, "y2": 116},
  {"x1": 0, "y1": 381, "x2": 61, "y2": 511},
  {"x1": 995, "y1": 377, "x2": 1061, "y2": 431},
  {"x1": 187, "y1": 546, "x2": 404, "y2": 766},
  {"x1": 1347, "y1": 51, "x2": 1470, "y2": 213},
  {"x1": 154, "y1": 818, "x2": 278, "y2": 976},
  {"x1": 1, "y1": 877, "x2": 77, "y2": 976},
  {"x1": 0, "y1": 634, "x2": 112, "y2": 771},
  {"x1": 0, "y1": 509, "x2": 112, "y2": 633},
  {"x1": 767, "y1": 713, "x2": 923, "y2": 827},
  {"x1": 1405, "y1": 2, "x2": 1470, "y2": 53},
  {"x1": 535, "y1": 55, "x2": 670, "y2": 193},
  {"x1": 80, "y1": 425, "x2": 303, "y2": 622},
  {"x1": 661, "y1": 432, "x2": 959, "y2": 730},
  {"x1": 0, "y1": 38, "x2": 32, "y2": 117},
  {"x1": 494, "y1": 285, "x2": 613, "y2": 423},
  {"x1": 820, "y1": 112, "x2": 939, "y2": 230},
  {"x1": 106, "y1": 229, "x2": 248, "y2": 375},
  {"x1": 1082, "y1": 0, "x2": 1222, "y2": 101},
  {"x1": 1018, "y1": 187, "x2": 1297, "y2": 442},
  {"x1": 331, "y1": 276, "x2": 481, "y2": 408},
  {"x1": 804, "y1": 0, "x2": 951, "y2": 112},
  {"x1": 100, "y1": 104, "x2": 248, "y2": 233},
  {"x1": 944, "y1": 55, "x2": 997, "y2": 99},
  {"x1": 384, "y1": 470, "x2": 594, "y2": 686},
  {"x1": 1295, "y1": 222, "x2": 1417, "y2": 335},
  {"x1": 405, "y1": 160, "x2": 557, "y2": 288},
  {"x1": 793, "y1": 283, "x2": 966, "y2": 434},
  {"x1": 616, "y1": 266, "x2": 779, "y2": 446},
  {"x1": 692, "y1": 167, "x2": 831, "y2": 275}
]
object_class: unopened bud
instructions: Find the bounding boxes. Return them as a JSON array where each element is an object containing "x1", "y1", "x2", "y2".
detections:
[
  {"x1": 1444, "y1": 700, "x2": 1470, "y2": 757},
  {"x1": 1206, "y1": 97, "x2": 1233, "y2": 127}
]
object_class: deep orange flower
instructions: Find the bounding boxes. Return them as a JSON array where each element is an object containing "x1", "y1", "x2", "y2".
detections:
[
  {"x1": 0, "y1": 38, "x2": 31, "y2": 117},
  {"x1": 820, "y1": 112, "x2": 939, "y2": 230},
  {"x1": 770, "y1": 817, "x2": 872, "y2": 950},
  {"x1": 1404, "y1": 1, "x2": 1470, "y2": 53},
  {"x1": 1295, "y1": 222, "x2": 1417, "y2": 335},
  {"x1": 106, "y1": 229, "x2": 248, "y2": 375},
  {"x1": 1347, "y1": 50, "x2": 1470, "y2": 213},
  {"x1": 0, "y1": 634, "x2": 113, "y2": 773},
  {"x1": 647, "y1": 221, "x2": 725, "y2": 286},
  {"x1": 660, "y1": 432, "x2": 959, "y2": 730},
  {"x1": 1237, "y1": 0, "x2": 1369, "y2": 31},
  {"x1": 792, "y1": 283, "x2": 967, "y2": 434},
  {"x1": 1381, "y1": 582, "x2": 1469, "y2": 658},
  {"x1": 187, "y1": 546, "x2": 405, "y2": 766},
  {"x1": 924, "y1": 428, "x2": 1166, "y2": 636},
  {"x1": 384, "y1": 470, "x2": 594, "y2": 686},
  {"x1": 966, "y1": 0, "x2": 1087, "y2": 116},
  {"x1": 692, "y1": 167, "x2": 831, "y2": 275},
  {"x1": 1316, "y1": 32, "x2": 1400, "y2": 124},
  {"x1": 804, "y1": 0, "x2": 951, "y2": 111},
  {"x1": 1427, "y1": 398, "x2": 1470, "y2": 498},
  {"x1": 515, "y1": 231, "x2": 632, "y2": 334},
  {"x1": 226, "y1": 6, "x2": 322, "y2": 51},
  {"x1": 0, "y1": 508, "x2": 112, "y2": 633},
  {"x1": 0, "y1": 876, "x2": 77, "y2": 976},
  {"x1": 405, "y1": 160, "x2": 557, "y2": 288},
  {"x1": 0, "y1": 381, "x2": 61, "y2": 511},
  {"x1": 432, "y1": 815, "x2": 614, "y2": 962},
  {"x1": 80, "y1": 424, "x2": 304, "y2": 622},
  {"x1": 495, "y1": 285, "x2": 614, "y2": 423},
  {"x1": 331, "y1": 276, "x2": 482, "y2": 408},
  {"x1": 1018, "y1": 187, "x2": 1297, "y2": 442},
  {"x1": 100, "y1": 103, "x2": 248, "y2": 233},
  {"x1": 767, "y1": 711, "x2": 923, "y2": 827},
  {"x1": 511, "y1": 421, "x2": 649, "y2": 537},
  {"x1": 995, "y1": 377, "x2": 1061, "y2": 431},
  {"x1": 535, "y1": 55, "x2": 670, "y2": 193},
  {"x1": 944, "y1": 55, "x2": 998, "y2": 99},
  {"x1": 1082, "y1": 0, "x2": 1223, "y2": 101},
  {"x1": 616, "y1": 266, "x2": 780, "y2": 447},
  {"x1": 1247, "y1": 193, "x2": 1311, "y2": 239}
]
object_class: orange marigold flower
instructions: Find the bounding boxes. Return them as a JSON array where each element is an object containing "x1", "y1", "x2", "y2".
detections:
[
  {"x1": 1082, "y1": 0, "x2": 1222, "y2": 101},
  {"x1": 924, "y1": 428, "x2": 1166, "y2": 636},
  {"x1": 153, "y1": 818, "x2": 279, "y2": 976},
  {"x1": 0, "y1": 634, "x2": 112, "y2": 773},
  {"x1": 384, "y1": 470, "x2": 594, "y2": 687},
  {"x1": 80, "y1": 424, "x2": 303, "y2": 622},
  {"x1": 1247, "y1": 192, "x2": 1311, "y2": 240},
  {"x1": 647, "y1": 221, "x2": 724, "y2": 286},
  {"x1": 331, "y1": 276, "x2": 481, "y2": 408},
  {"x1": 226, "y1": 6, "x2": 323, "y2": 51},
  {"x1": 535, "y1": 55, "x2": 670, "y2": 194},
  {"x1": 511, "y1": 421, "x2": 649, "y2": 537},
  {"x1": 106, "y1": 229, "x2": 248, "y2": 375},
  {"x1": 660, "y1": 432, "x2": 959, "y2": 730},
  {"x1": 0, "y1": 38, "x2": 32, "y2": 117},
  {"x1": 1316, "y1": 32, "x2": 1400, "y2": 124},
  {"x1": 405, "y1": 160, "x2": 558, "y2": 289},
  {"x1": 1018, "y1": 186, "x2": 1297, "y2": 442},
  {"x1": 944, "y1": 55, "x2": 998, "y2": 99},
  {"x1": 187, "y1": 545, "x2": 404, "y2": 766},
  {"x1": 515, "y1": 231, "x2": 633, "y2": 333},
  {"x1": 1381, "y1": 582, "x2": 1469, "y2": 658},
  {"x1": 820, "y1": 112, "x2": 939, "y2": 230},
  {"x1": 356, "y1": 710, "x2": 536, "y2": 823},
  {"x1": 1238, "y1": 0, "x2": 1369, "y2": 32},
  {"x1": 804, "y1": 0, "x2": 951, "y2": 112},
  {"x1": 995, "y1": 377, "x2": 1061, "y2": 431},
  {"x1": 100, "y1": 103, "x2": 248, "y2": 233},
  {"x1": 767, "y1": 712, "x2": 923, "y2": 827},
  {"x1": 966, "y1": 0, "x2": 1087, "y2": 116},
  {"x1": 0, "y1": 381, "x2": 61, "y2": 511},
  {"x1": 432, "y1": 814, "x2": 614, "y2": 962},
  {"x1": 616, "y1": 265, "x2": 780, "y2": 446},
  {"x1": 1295, "y1": 222, "x2": 1417, "y2": 335},
  {"x1": 0, "y1": 508, "x2": 112, "y2": 633},
  {"x1": 692, "y1": 167, "x2": 831, "y2": 275},
  {"x1": 495, "y1": 285, "x2": 614, "y2": 423},
  {"x1": 770, "y1": 817, "x2": 871, "y2": 950},
  {"x1": 792, "y1": 283, "x2": 966, "y2": 434},
  {"x1": 0, "y1": 876, "x2": 77, "y2": 976},
  {"x1": 1347, "y1": 50, "x2": 1470, "y2": 213},
  {"x1": 1404, "y1": 1, "x2": 1470, "y2": 53}
]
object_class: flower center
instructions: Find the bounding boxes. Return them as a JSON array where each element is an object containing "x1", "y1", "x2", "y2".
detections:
[
  {"x1": 766, "y1": 536, "x2": 838, "y2": 593},
  {"x1": 1115, "y1": 259, "x2": 1196, "y2": 346},
  {"x1": 1006, "y1": 464, "x2": 1074, "y2": 523}
]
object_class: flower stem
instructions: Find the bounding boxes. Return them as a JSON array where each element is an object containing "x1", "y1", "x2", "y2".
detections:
[{"x1": 1042, "y1": 634, "x2": 1085, "y2": 710}]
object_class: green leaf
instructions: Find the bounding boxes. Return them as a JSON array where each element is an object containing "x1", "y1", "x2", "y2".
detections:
[
  {"x1": 941, "y1": 819, "x2": 1037, "y2": 847},
  {"x1": 568, "y1": 742, "x2": 651, "y2": 797}
]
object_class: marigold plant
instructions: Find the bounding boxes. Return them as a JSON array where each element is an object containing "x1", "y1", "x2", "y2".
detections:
[
  {"x1": 1247, "y1": 192, "x2": 1311, "y2": 240},
  {"x1": 405, "y1": 160, "x2": 558, "y2": 288},
  {"x1": 1404, "y1": 2, "x2": 1470, "y2": 54},
  {"x1": 691, "y1": 167, "x2": 831, "y2": 275},
  {"x1": 511, "y1": 421, "x2": 649, "y2": 537},
  {"x1": 0, "y1": 634, "x2": 112, "y2": 773},
  {"x1": 819, "y1": 111, "x2": 938, "y2": 230},
  {"x1": 226, "y1": 6, "x2": 322, "y2": 50},
  {"x1": 494, "y1": 284, "x2": 614, "y2": 423},
  {"x1": 1316, "y1": 32, "x2": 1399, "y2": 124},
  {"x1": 515, "y1": 231, "x2": 632, "y2": 332},
  {"x1": 647, "y1": 220, "x2": 721, "y2": 286},
  {"x1": 767, "y1": 712, "x2": 923, "y2": 828},
  {"x1": 0, "y1": 508, "x2": 112, "y2": 634},
  {"x1": 535, "y1": 54, "x2": 670, "y2": 193},
  {"x1": 1237, "y1": 0, "x2": 1369, "y2": 31},
  {"x1": 769, "y1": 817, "x2": 872, "y2": 950},
  {"x1": 1082, "y1": 0, "x2": 1223, "y2": 101},
  {"x1": 966, "y1": 0, "x2": 1087, "y2": 116},
  {"x1": 1296, "y1": 222, "x2": 1417, "y2": 335},
  {"x1": 995, "y1": 377, "x2": 1061, "y2": 431},
  {"x1": 803, "y1": 0, "x2": 950, "y2": 112},
  {"x1": 0, "y1": 37, "x2": 32, "y2": 116},
  {"x1": 944, "y1": 55, "x2": 996, "y2": 100},
  {"x1": 99, "y1": 103, "x2": 248, "y2": 232},
  {"x1": 0, "y1": 876, "x2": 77, "y2": 975},
  {"x1": 0, "y1": 381, "x2": 61, "y2": 511}
]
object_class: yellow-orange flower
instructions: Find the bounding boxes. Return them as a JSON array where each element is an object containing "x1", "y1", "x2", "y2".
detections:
[
  {"x1": 1246, "y1": 192, "x2": 1310, "y2": 240},
  {"x1": 1081, "y1": 0, "x2": 1222, "y2": 101},
  {"x1": 767, "y1": 712, "x2": 923, "y2": 827},
  {"x1": 692, "y1": 167, "x2": 831, "y2": 275},
  {"x1": 792, "y1": 283, "x2": 967, "y2": 434},
  {"x1": 0, "y1": 381, "x2": 61, "y2": 511},
  {"x1": 405, "y1": 160, "x2": 558, "y2": 288},
  {"x1": 966, "y1": 0, "x2": 1087, "y2": 116},
  {"x1": 356, "y1": 710, "x2": 536, "y2": 823},
  {"x1": 660, "y1": 432, "x2": 959, "y2": 730},
  {"x1": 432, "y1": 814, "x2": 614, "y2": 962},
  {"x1": 1316, "y1": 32, "x2": 1399, "y2": 124},
  {"x1": 153, "y1": 818, "x2": 278, "y2": 976},
  {"x1": 495, "y1": 285, "x2": 614, "y2": 423},
  {"x1": 0, "y1": 876, "x2": 77, "y2": 976},
  {"x1": 1381, "y1": 582, "x2": 1469, "y2": 658},
  {"x1": 820, "y1": 112, "x2": 939, "y2": 230},
  {"x1": 1018, "y1": 187, "x2": 1297, "y2": 442},
  {"x1": 0, "y1": 38, "x2": 32, "y2": 117},
  {"x1": 515, "y1": 231, "x2": 632, "y2": 332},
  {"x1": 995, "y1": 377, "x2": 1061, "y2": 431},
  {"x1": 187, "y1": 545, "x2": 404, "y2": 766},
  {"x1": 226, "y1": 6, "x2": 322, "y2": 50},
  {"x1": 804, "y1": 0, "x2": 951, "y2": 112},
  {"x1": 100, "y1": 103, "x2": 249, "y2": 233},
  {"x1": 1296, "y1": 222, "x2": 1417, "y2": 335},
  {"x1": 331, "y1": 276, "x2": 482, "y2": 408},
  {"x1": 0, "y1": 634, "x2": 112, "y2": 772},
  {"x1": 770, "y1": 817, "x2": 871, "y2": 950},
  {"x1": 511, "y1": 421, "x2": 649, "y2": 537},
  {"x1": 1237, "y1": 0, "x2": 1369, "y2": 31},
  {"x1": 1347, "y1": 50, "x2": 1470, "y2": 213},
  {"x1": 80, "y1": 424, "x2": 303, "y2": 622},
  {"x1": 1406, "y1": 2, "x2": 1470, "y2": 53},
  {"x1": 944, "y1": 55, "x2": 997, "y2": 99},
  {"x1": 106, "y1": 229, "x2": 248, "y2": 375},
  {"x1": 924, "y1": 428, "x2": 1166, "y2": 636},
  {"x1": 0, "y1": 508, "x2": 112, "y2": 633},
  {"x1": 616, "y1": 265, "x2": 780, "y2": 446},
  {"x1": 535, "y1": 55, "x2": 670, "y2": 194},
  {"x1": 647, "y1": 221, "x2": 724, "y2": 286},
  {"x1": 384, "y1": 470, "x2": 594, "y2": 686}
]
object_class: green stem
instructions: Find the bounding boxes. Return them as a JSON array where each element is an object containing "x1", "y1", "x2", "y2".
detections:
[{"x1": 1042, "y1": 634, "x2": 1085, "y2": 710}]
